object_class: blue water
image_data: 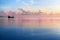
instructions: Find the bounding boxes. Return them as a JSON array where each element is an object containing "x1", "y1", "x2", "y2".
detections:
[{"x1": 0, "y1": 18, "x2": 60, "y2": 40}]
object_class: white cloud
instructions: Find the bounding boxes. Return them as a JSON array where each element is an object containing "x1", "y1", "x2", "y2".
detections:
[
  {"x1": 22, "y1": 0, "x2": 34, "y2": 6},
  {"x1": 22, "y1": 1, "x2": 29, "y2": 6},
  {"x1": 30, "y1": 0, "x2": 34, "y2": 5}
]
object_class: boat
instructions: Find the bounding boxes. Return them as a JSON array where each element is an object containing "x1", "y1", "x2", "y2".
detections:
[{"x1": 8, "y1": 16, "x2": 14, "y2": 18}]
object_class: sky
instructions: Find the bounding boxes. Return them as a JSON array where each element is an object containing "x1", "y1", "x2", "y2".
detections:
[{"x1": 0, "y1": 0, "x2": 60, "y2": 12}]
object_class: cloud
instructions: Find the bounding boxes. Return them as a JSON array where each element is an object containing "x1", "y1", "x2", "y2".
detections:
[
  {"x1": 22, "y1": 0, "x2": 34, "y2": 6},
  {"x1": 22, "y1": 1, "x2": 29, "y2": 6},
  {"x1": 30, "y1": 0, "x2": 34, "y2": 5}
]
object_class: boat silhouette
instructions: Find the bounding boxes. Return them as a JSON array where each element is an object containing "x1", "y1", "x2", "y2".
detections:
[{"x1": 8, "y1": 16, "x2": 14, "y2": 18}]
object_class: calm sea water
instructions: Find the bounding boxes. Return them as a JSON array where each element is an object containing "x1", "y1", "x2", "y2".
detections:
[{"x1": 0, "y1": 17, "x2": 60, "y2": 40}]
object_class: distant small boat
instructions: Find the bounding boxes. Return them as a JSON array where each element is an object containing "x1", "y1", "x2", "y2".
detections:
[{"x1": 8, "y1": 16, "x2": 14, "y2": 18}]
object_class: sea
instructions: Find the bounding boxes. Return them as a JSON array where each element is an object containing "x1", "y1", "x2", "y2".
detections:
[{"x1": 0, "y1": 17, "x2": 60, "y2": 40}]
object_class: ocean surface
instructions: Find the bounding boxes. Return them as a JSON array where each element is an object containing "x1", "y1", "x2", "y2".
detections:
[{"x1": 0, "y1": 17, "x2": 60, "y2": 40}]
